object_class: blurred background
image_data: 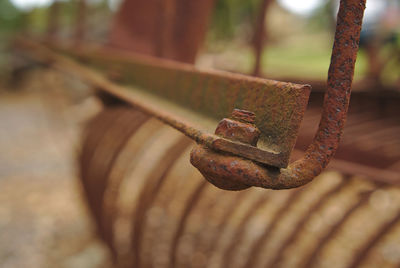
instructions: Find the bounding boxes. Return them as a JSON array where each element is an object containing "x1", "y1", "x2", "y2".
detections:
[
  {"x1": 0, "y1": 0, "x2": 399, "y2": 267},
  {"x1": 1, "y1": 0, "x2": 400, "y2": 82}
]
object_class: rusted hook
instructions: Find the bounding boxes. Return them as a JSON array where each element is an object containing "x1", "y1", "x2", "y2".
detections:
[{"x1": 191, "y1": 0, "x2": 367, "y2": 190}]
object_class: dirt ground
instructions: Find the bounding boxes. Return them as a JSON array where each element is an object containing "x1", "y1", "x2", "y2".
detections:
[{"x1": 0, "y1": 70, "x2": 111, "y2": 268}]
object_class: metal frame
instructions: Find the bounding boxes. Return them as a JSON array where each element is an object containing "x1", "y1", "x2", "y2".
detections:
[{"x1": 13, "y1": 0, "x2": 367, "y2": 190}]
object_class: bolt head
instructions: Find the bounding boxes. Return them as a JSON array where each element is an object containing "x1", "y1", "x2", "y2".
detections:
[
  {"x1": 215, "y1": 118, "x2": 260, "y2": 146},
  {"x1": 231, "y1": 109, "x2": 256, "y2": 124}
]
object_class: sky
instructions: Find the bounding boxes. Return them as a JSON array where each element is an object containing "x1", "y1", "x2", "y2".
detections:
[
  {"x1": 278, "y1": 0, "x2": 325, "y2": 16},
  {"x1": 9, "y1": 0, "x2": 386, "y2": 20},
  {"x1": 10, "y1": 0, "x2": 53, "y2": 11},
  {"x1": 9, "y1": 0, "x2": 327, "y2": 13}
]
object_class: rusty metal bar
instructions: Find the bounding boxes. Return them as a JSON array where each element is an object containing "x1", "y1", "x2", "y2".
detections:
[
  {"x1": 194, "y1": 190, "x2": 249, "y2": 267},
  {"x1": 102, "y1": 118, "x2": 165, "y2": 264},
  {"x1": 291, "y1": 150, "x2": 400, "y2": 186},
  {"x1": 268, "y1": 178, "x2": 351, "y2": 267},
  {"x1": 348, "y1": 212, "x2": 400, "y2": 268},
  {"x1": 80, "y1": 108, "x2": 129, "y2": 258},
  {"x1": 130, "y1": 137, "x2": 192, "y2": 267},
  {"x1": 90, "y1": 110, "x2": 149, "y2": 239},
  {"x1": 243, "y1": 188, "x2": 303, "y2": 268},
  {"x1": 221, "y1": 194, "x2": 271, "y2": 267},
  {"x1": 302, "y1": 188, "x2": 378, "y2": 268},
  {"x1": 168, "y1": 181, "x2": 208, "y2": 268},
  {"x1": 80, "y1": 108, "x2": 150, "y2": 260}
]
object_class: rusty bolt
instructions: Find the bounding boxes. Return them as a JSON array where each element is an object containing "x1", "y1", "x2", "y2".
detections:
[
  {"x1": 191, "y1": 109, "x2": 261, "y2": 191},
  {"x1": 215, "y1": 109, "x2": 260, "y2": 146}
]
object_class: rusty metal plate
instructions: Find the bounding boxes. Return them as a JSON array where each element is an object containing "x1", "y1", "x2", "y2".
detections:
[
  {"x1": 14, "y1": 39, "x2": 310, "y2": 168},
  {"x1": 53, "y1": 43, "x2": 310, "y2": 166}
]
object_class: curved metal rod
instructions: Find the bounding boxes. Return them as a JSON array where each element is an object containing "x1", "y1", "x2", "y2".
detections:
[{"x1": 191, "y1": 0, "x2": 367, "y2": 190}]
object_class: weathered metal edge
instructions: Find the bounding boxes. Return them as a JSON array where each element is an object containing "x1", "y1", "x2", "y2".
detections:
[
  {"x1": 46, "y1": 40, "x2": 311, "y2": 91},
  {"x1": 13, "y1": 38, "x2": 292, "y2": 168},
  {"x1": 48, "y1": 41, "x2": 311, "y2": 163}
]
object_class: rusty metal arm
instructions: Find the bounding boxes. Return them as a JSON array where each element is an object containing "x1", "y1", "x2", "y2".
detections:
[
  {"x1": 13, "y1": 36, "x2": 312, "y2": 169},
  {"x1": 190, "y1": 0, "x2": 367, "y2": 190}
]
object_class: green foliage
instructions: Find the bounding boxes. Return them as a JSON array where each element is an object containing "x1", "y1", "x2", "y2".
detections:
[
  {"x1": 306, "y1": 0, "x2": 335, "y2": 32},
  {"x1": 209, "y1": 0, "x2": 262, "y2": 41},
  {"x1": 0, "y1": 0, "x2": 25, "y2": 33}
]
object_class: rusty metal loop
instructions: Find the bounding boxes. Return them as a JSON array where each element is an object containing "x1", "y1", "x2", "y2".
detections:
[
  {"x1": 302, "y1": 188, "x2": 377, "y2": 268},
  {"x1": 191, "y1": 0, "x2": 367, "y2": 190},
  {"x1": 80, "y1": 106, "x2": 150, "y2": 259},
  {"x1": 130, "y1": 136, "x2": 192, "y2": 267}
]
